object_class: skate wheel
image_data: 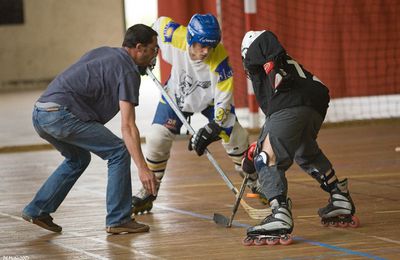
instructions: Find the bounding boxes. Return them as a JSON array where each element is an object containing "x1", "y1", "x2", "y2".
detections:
[
  {"x1": 242, "y1": 236, "x2": 254, "y2": 246},
  {"x1": 321, "y1": 220, "x2": 329, "y2": 227},
  {"x1": 338, "y1": 221, "x2": 348, "y2": 228},
  {"x1": 329, "y1": 221, "x2": 338, "y2": 227},
  {"x1": 133, "y1": 209, "x2": 150, "y2": 215},
  {"x1": 254, "y1": 237, "x2": 267, "y2": 246},
  {"x1": 279, "y1": 235, "x2": 293, "y2": 245},
  {"x1": 266, "y1": 238, "x2": 279, "y2": 245},
  {"x1": 132, "y1": 202, "x2": 153, "y2": 215},
  {"x1": 349, "y1": 216, "x2": 360, "y2": 228}
]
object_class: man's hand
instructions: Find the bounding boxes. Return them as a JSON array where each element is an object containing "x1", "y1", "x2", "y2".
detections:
[
  {"x1": 188, "y1": 121, "x2": 221, "y2": 156},
  {"x1": 138, "y1": 167, "x2": 157, "y2": 196}
]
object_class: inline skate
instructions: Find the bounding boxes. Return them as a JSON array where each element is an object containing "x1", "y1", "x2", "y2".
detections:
[
  {"x1": 318, "y1": 178, "x2": 360, "y2": 228},
  {"x1": 132, "y1": 176, "x2": 162, "y2": 215},
  {"x1": 243, "y1": 198, "x2": 293, "y2": 246}
]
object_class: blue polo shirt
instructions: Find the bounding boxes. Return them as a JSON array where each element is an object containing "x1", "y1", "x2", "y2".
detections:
[{"x1": 38, "y1": 47, "x2": 141, "y2": 124}]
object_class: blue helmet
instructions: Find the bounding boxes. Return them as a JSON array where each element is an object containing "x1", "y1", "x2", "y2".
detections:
[{"x1": 187, "y1": 13, "x2": 221, "y2": 48}]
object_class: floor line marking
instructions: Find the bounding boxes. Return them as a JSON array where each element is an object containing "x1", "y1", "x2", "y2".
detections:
[
  {"x1": 375, "y1": 210, "x2": 400, "y2": 214},
  {"x1": 48, "y1": 240, "x2": 109, "y2": 260},
  {"x1": 0, "y1": 211, "x2": 163, "y2": 260},
  {"x1": 71, "y1": 234, "x2": 164, "y2": 260},
  {"x1": 153, "y1": 205, "x2": 387, "y2": 260},
  {"x1": 81, "y1": 186, "x2": 391, "y2": 259},
  {"x1": 369, "y1": 236, "x2": 400, "y2": 245}
]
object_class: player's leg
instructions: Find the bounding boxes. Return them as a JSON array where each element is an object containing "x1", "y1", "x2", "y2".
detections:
[
  {"x1": 294, "y1": 107, "x2": 358, "y2": 227},
  {"x1": 132, "y1": 99, "x2": 183, "y2": 214},
  {"x1": 221, "y1": 120, "x2": 249, "y2": 173},
  {"x1": 244, "y1": 142, "x2": 294, "y2": 245},
  {"x1": 132, "y1": 124, "x2": 175, "y2": 214},
  {"x1": 245, "y1": 108, "x2": 307, "y2": 244}
]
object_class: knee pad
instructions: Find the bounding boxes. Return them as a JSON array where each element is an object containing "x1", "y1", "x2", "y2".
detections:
[
  {"x1": 254, "y1": 151, "x2": 269, "y2": 172},
  {"x1": 145, "y1": 124, "x2": 176, "y2": 174},
  {"x1": 310, "y1": 168, "x2": 338, "y2": 193},
  {"x1": 222, "y1": 121, "x2": 249, "y2": 166},
  {"x1": 257, "y1": 159, "x2": 288, "y2": 202}
]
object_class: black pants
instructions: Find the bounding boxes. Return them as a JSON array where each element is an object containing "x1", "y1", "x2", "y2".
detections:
[{"x1": 257, "y1": 106, "x2": 332, "y2": 200}]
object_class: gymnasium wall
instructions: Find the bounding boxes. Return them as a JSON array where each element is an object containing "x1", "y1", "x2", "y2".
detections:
[{"x1": 0, "y1": 0, "x2": 125, "y2": 91}]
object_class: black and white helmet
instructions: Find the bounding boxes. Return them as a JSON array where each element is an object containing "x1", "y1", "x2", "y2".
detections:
[{"x1": 241, "y1": 30, "x2": 265, "y2": 60}]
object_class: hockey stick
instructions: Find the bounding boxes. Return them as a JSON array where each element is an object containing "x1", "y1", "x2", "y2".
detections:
[
  {"x1": 146, "y1": 68, "x2": 271, "y2": 220},
  {"x1": 213, "y1": 173, "x2": 249, "y2": 227}
]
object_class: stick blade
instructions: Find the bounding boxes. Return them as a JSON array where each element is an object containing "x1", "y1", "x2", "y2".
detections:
[
  {"x1": 213, "y1": 213, "x2": 231, "y2": 228},
  {"x1": 240, "y1": 199, "x2": 271, "y2": 220}
]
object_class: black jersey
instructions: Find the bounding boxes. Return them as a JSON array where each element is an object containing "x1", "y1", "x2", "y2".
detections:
[{"x1": 243, "y1": 31, "x2": 330, "y2": 118}]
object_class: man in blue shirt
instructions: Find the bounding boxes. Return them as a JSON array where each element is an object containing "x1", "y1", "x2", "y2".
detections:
[{"x1": 22, "y1": 24, "x2": 159, "y2": 234}]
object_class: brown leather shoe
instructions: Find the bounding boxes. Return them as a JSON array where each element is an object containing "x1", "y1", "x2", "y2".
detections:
[
  {"x1": 106, "y1": 219, "x2": 150, "y2": 234},
  {"x1": 22, "y1": 212, "x2": 62, "y2": 233}
]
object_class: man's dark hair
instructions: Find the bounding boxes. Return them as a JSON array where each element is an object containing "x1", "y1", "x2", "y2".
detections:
[{"x1": 123, "y1": 24, "x2": 158, "y2": 48}]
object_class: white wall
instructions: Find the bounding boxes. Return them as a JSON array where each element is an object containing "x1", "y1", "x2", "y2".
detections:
[{"x1": 0, "y1": 0, "x2": 124, "y2": 91}]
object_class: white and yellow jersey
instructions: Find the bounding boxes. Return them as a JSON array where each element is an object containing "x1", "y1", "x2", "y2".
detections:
[{"x1": 152, "y1": 17, "x2": 236, "y2": 134}]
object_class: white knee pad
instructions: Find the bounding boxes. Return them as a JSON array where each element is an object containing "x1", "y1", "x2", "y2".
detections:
[
  {"x1": 145, "y1": 124, "x2": 176, "y2": 174},
  {"x1": 222, "y1": 121, "x2": 249, "y2": 166}
]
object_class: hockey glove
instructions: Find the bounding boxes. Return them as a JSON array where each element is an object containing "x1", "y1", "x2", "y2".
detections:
[
  {"x1": 188, "y1": 121, "x2": 221, "y2": 156},
  {"x1": 241, "y1": 142, "x2": 257, "y2": 174}
]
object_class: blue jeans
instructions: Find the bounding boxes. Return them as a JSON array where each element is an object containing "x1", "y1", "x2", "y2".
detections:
[{"x1": 23, "y1": 105, "x2": 132, "y2": 227}]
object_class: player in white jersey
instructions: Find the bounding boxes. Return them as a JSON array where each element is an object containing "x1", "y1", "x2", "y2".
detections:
[{"x1": 132, "y1": 14, "x2": 250, "y2": 214}]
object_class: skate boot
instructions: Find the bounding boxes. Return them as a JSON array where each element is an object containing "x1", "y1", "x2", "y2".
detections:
[
  {"x1": 132, "y1": 174, "x2": 162, "y2": 215},
  {"x1": 131, "y1": 187, "x2": 157, "y2": 215},
  {"x1": 243, "y1": 198, "x2": 294, "y2": 246},
  {"x1": 318, "y1": 178, "x2": 360, "y2": 228}
]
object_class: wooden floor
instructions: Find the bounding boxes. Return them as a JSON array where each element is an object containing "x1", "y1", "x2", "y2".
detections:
[{"x1": 0, "y1": 121, "x2": 399, "y2": 259}]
